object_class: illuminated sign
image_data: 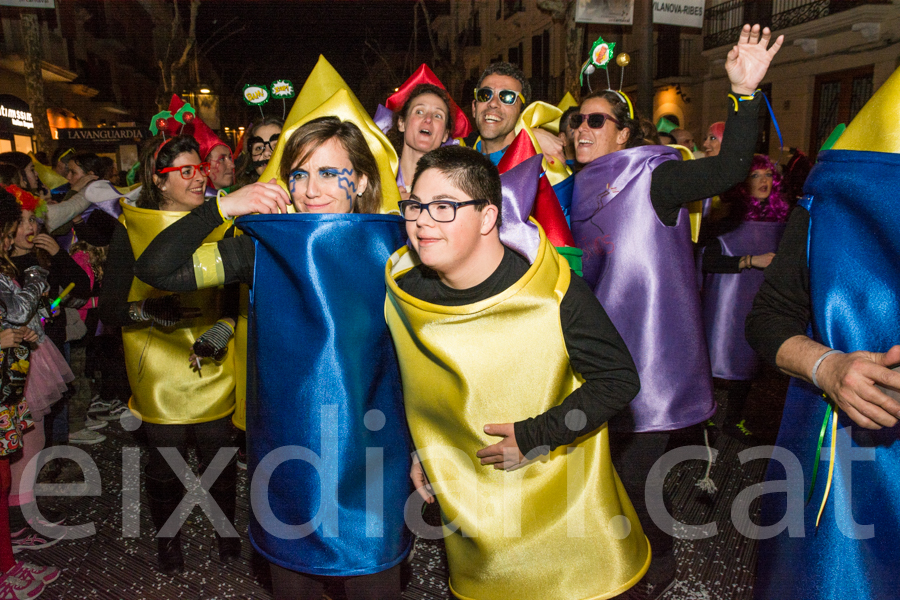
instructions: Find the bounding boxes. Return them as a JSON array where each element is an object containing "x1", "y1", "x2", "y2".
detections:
[{"x1": 0, "y1": 104, "x2": 33, "y2": 129}]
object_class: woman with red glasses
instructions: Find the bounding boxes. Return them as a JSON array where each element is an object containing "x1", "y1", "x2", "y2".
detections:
[
  {"x1": 99, "y1": 134, "x2": 240, "y2": 575},
  {"x1": 570, "y1": 24, "x2": 783, "y2": 596}
]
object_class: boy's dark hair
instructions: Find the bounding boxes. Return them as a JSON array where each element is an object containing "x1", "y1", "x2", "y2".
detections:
[
  {"x1": 412, "y1": 146, "x2": 502, "y2": 227},
  {"x1": 477, "y1": 62, "x2": 531, "y2": 107}
]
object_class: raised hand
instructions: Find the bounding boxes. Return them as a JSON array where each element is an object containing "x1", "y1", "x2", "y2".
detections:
[
  {"x1": 726, "y1": 24, "x2": 784, "y2": 96},
  {"x1": 218, "y1": 179, "x2": 290, "y2": 218}
]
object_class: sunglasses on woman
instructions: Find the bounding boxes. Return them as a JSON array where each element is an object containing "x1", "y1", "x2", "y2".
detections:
[
  {"x1": 473, "y1": 87, "x2": 524, "y2": 105},
  {"x1": 568, "y1": 112, "x2": 621, "y2": 130},
  {"x1": 157, "y1": 163, "x2": 211, "y2": 180}
]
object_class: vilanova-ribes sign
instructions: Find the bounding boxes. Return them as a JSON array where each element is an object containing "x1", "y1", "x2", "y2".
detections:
[{"x1": 0, "y1": 104, "x2": 33, "y2": 129}]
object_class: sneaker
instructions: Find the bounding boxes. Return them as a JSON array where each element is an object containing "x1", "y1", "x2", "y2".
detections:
[
  {"x1": 722, "y1": 419, "x2": 758, "y2": 445},
  {"x1": 84, "y1": 417, "x2": 107, "y2": 431},
  {"x1": 98, "y1": 404, "x2": 129, "y2": 422},
  {"x1": 67, "y1": 429, "x2": 106, "y2": 445},
  {"x1": 11, "y1": 528, "x2": 63, "y2": 554},
  {"x1": 86, "y1": 396, "x2": 114, "y2": 415},
  {"x1": 8, "y1": 562, "x2": 59, "y2": 585},
  {"x1": 9, "y1": 505, "x2": 66, "y2": 535},
  {"x1": 0, "y1": 571, "x2": 43, "y2": 600}
]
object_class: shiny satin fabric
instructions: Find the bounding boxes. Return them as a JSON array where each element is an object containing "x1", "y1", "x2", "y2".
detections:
[
  {"x1": 385, "y1": 230, "x2": 649, "y2": 600},
  {"x1": 702, "y1": 221, "x2": 786, "y2": 380},
  {"x1": 237, "y1": 213, "x2": 413, "y2": 576},
  {"x1": 120, "y1": 201, "x2": 236, "y2": 425},
  {"x1": 571, "y1": 146, "x2": 715, "y2": 432},
  {"x1": 754, "y1": 150, "x2": 900, "y2": 600},
  {"x1": 231, "y1": 285, "x2": 249, "y2": 430}
]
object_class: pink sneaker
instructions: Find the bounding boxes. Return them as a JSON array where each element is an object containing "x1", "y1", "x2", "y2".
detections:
[
  {"x1": 0, "y1": 569, "x2": 44, "y2": 600},
  {"x1": 10, "y1": 563, "x2": 59, "y2": 585}
]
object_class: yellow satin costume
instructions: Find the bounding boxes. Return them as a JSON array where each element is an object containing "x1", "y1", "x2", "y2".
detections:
[
  {"x1": 120, "y1": 200, "x2": 236, "y2": 425},
  {"x1": 384, "y1": 229, "x2": 650, "y2": 600}
]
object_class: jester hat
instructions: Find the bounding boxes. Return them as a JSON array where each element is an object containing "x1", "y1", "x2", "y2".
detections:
[
  {"x1": 385, "y1": 64, "x2": 472, "y2": 139},
  {"x1": 259, "y1": 55, "x2": 401, "y2": 214},
  {"x1": 163, "y1": 95, "x2": 231, "y2": 161}
]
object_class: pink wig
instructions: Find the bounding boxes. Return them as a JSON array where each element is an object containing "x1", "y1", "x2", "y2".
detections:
[
  {"x1": 707, "y1": 122, "x2": 725, "y2": 142},
  {"x1": 725, "y1": 154, "x2": 790, "y2": 223}
]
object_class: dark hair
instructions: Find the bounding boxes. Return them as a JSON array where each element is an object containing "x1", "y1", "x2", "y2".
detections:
[
  {"x1": 411, "y1": 146, "x2": 502, "y2": 227},
  {"x1": 278, "y1": 117, "x2": 382, "y2": 214},
  {"x1": 559, "y1": 106, "x2": 580, "y2": 137},
  {"x1": 580, "y1": 90, "x2": 643, "y2": 149},
  {"x1": 0, "y1": 190, "x2": 22, "y2": 277},
  {"x1": 137, "y1": 135, "x2": 201, "y2": 210},
  {"x1": 52, "y1": 147, "x2": 75, "y2": 166},
  {"x1": 0, "y1": 163, "x2": 24, "y2": 187},
  {"x1": 0, "y1": 152, "x2": 31, "y2": 171},
  {"x1": 234, "y1": 116, "x2": 284, "y2": 189},
  {"x1": 477, "y1": 62, "x2": 531, "y2": 107},
  {"x1": 68, "y1": 152, "x2": 103, "y2": 178},
  {"x1": 386, "y1": 84, "x2": 454, "y2": 156},
  {"x1": 658, "y1": 132, "x2": 675, "y2": 145},
  {"x1": 638, "y1": 119, "x2": 659, "y2": 145}
]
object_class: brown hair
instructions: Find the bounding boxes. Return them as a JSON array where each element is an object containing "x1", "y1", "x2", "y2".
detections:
[
  {"x1": 580, "y1": 90, "x2": 644, "y2": 149},
  {"x1": 137, "y1": 135, "x2": 201, "y2": 210},
  {"x1": 0, "y1": 190, "x2": 21, "y2": 278},
  {"x1": 386, "y1": 84, "x2": 454, "y2": 156},
  {"x1": 70, "y1": 241, "x2": 106, "y2": 283},
  {"x1": 278, "y1": 117, "x2": 382, "y2": 214}
]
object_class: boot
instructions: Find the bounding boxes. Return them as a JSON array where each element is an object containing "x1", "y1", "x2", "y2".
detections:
[
  {"x1": 146, "y1": 475, "x2": 186, "y2": 575},
  {"x1": 207, "y1": 458, "x2": 241, "y2": 563}
]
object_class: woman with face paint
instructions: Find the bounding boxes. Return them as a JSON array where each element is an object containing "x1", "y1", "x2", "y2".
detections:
[
  {"x1": 234, "y1": 117, "x2": 284, "y2": 190},
  {"x1": 98, "y1": 135, "x2": 241, "y2": 575},
  {"x1": 700, "y1": 154, "x2": 789, "y2": 443},
  {"x1": 134, "y1": 108, "x2": 411, "y2": 599},
  {"x1": 569, "y1": 24, "x2": 783, "y2": 596}
]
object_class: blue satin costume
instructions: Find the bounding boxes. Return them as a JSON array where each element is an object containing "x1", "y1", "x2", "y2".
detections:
[
  {"x1": 237, "y1": 213, "x2": 413, "y2": 576},
  {"x1": 754, "y1": 150, "x2": 900, "y2": 600}
]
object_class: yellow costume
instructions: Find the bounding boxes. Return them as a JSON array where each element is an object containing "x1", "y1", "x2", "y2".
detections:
[
  {"x1": 384, "y1": 228, "x2": 649, "y2": 600},
  {"x1": 121, "y1": 201, "x2": 235, "y2": 424}
]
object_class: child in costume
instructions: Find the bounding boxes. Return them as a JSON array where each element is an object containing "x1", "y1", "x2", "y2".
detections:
[
  {"x1": 385, "y1": 146, "x2": 648, "y2": 600},
  {"x1": 0, "y1": 188, "x2": 60, "y2": 598},
  {"x1": 134, "y1": 57, "x2": 412, "y2": 599},
  {"x1": 746, "y1": 66, "x2": 900, "y2": 600}
]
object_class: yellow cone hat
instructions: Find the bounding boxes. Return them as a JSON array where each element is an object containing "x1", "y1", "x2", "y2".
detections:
[
  {"x1": 29, "y1": 153, "x2": 67, "y2": 190},
  {"x1": 833, "y1": 65, "x2": 900, "y2": 154},
  {"x1": 259, "y1": 55, "x2": 400, "y2": 213},
  {"x1": 547, "y1": 92, "x2": 579, "y2": 133}
]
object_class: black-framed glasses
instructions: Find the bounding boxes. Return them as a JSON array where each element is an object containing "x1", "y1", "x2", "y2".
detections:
[
  {"x1": 157, "y1": 162, "x2": 211, "y2": 179},
  {"x1": 474, "y1": 87, "x2": 524, "y2": 105},
  {"x1": 569, "y1": 112, "x2": 621, "y2": 130},
  {"x1": 249, "y1": 134, "x2": 280, "y2": 156},
  {"x1": 398, "y1": 199, "x2": 489, "y2": 223}
]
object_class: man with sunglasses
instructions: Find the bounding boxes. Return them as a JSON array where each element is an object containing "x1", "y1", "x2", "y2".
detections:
[
  {"x1": 468, "y1": 63, "x2": 566, "y2": 167},
  {"x1": 385, "y1": 146, "x2": 648, "y2": 600}
]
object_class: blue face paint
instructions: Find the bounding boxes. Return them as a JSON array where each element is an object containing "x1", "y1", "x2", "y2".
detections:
[
  {"x1": 288, "y1": 169, "x2": 307, "y2": 196},
  {"x1": 322, "y1": 167, "x2": 357, "y2": 201}
]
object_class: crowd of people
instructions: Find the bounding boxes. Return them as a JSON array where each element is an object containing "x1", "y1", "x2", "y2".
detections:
[{"x1": 0, "y1": 19, "x2": 894, "y2": 600}]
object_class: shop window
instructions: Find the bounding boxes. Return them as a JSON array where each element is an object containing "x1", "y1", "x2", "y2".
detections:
[
  {"x1": 13, "y1": 135, "x2": 32, "y2": 153},
  {"x1": 810, "y1": 66, "x2": 873, "y2": 158},
  {"x1": 0, "y1": 140, "x2": 11, "y2": 153}
]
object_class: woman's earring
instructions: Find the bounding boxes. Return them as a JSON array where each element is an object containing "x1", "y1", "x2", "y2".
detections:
[{"x1": 357, "y1": 191, "x2": 363, "y2": 197}]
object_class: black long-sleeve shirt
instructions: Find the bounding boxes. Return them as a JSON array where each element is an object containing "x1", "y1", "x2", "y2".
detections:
[
  {"x1": 745, "y1": 207, "x2": 811, "y2": 365},
  {"x1": 12, "y1": 250, "x2": 91, "y2": 347},
  {"x1": 396, "y1": 246, "x2": 641, "y2": 457},
  {"x1": 650, "y1": 95, "x2": 762, "y2": 225}
]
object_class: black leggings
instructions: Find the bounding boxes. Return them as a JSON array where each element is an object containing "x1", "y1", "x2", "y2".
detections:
[
  {"x1": 270, "y1": 562, "x2": 402, "y2": 600},
  {"x1": 142, "y1": 416, "x2": 237, "y2": 482}
]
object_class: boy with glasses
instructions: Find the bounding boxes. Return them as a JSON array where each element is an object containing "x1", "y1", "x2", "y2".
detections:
[{"x1": 385, "y1": 146, "x2": 648, "y2": 600}]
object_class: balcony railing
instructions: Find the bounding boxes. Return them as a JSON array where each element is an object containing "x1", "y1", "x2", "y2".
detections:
[{"x1": 703, "y1": 0, "x2": 890, "y2": 50}]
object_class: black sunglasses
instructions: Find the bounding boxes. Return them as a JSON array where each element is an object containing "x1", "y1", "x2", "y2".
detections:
[{"x1": 569, "y1": 112, "x2": 621, "y2": 130}]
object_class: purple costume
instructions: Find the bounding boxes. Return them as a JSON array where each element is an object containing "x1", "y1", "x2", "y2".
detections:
[
  {"x1": 571, "y1": 146, "x2": 715, "y2": 432},
  {"x1": 702, "y1": 221, "x2": 785, "y2": 380}
]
